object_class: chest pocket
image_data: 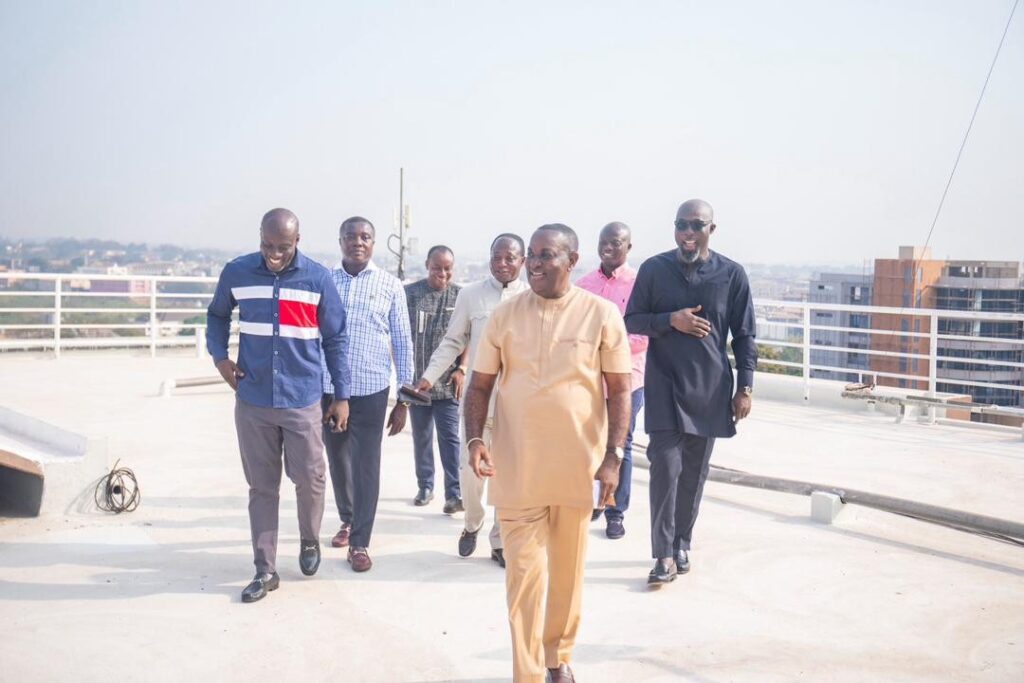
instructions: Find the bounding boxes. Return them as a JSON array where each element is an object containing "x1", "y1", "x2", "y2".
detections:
[{"x1": 549, "y1": 338, "x2": 597, "y2": 380}]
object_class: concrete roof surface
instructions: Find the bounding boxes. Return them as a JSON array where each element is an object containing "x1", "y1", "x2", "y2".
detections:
[{"x1": 0, "y1": 353, "x2": 1022, "y2": 682}]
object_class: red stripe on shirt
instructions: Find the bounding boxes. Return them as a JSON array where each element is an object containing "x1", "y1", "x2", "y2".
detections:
[{"x1": 279, "y1": 300, "x2": 318, "y2": 328}]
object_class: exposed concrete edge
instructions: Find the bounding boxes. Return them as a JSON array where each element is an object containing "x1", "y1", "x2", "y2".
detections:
[
  {"x1": 0, "y1": 405, "x2": 88, "y2": 460},
  {"x1": 0, "y1": 406, "x2": 108, "y2": 516}
]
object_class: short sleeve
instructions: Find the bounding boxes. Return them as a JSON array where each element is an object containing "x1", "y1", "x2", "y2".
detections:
[
  {"x1": 472, "y1": 307, "x2": 503, "y2": 375},
  {"x1": 599, "y1": 302, "x2": 632, "y2": 374}
]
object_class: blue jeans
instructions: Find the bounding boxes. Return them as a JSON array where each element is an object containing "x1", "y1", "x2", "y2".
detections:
[
  {"x1": 606, "y1": 387, "x2": 644, "y2": 522},
  {"x1": 410, "y1": 399, "x2": 462, "y2": 501}
]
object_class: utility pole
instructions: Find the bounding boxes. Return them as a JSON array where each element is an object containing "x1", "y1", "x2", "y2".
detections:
[{"x1": 387, "y1": 167, "x2": 411, "y2": 280}]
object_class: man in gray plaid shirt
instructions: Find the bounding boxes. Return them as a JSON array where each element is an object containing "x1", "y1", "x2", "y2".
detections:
[{"x1": 404, "y1": 245, "x2": 464, "y2": 513}]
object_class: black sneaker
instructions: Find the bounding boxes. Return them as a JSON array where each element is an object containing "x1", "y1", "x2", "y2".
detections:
[
  {"x1": 458, "y1": 529, "x2": 478, "y2": 557},
  {"x1": 605, "y1": 518, "x2": 625, "y2": 540},
  {"x1": 413, "y1": 488, "x2": 433, "y2": 506},
  {"x1": 299, "y1": 539, "x2": 320, "y2": 576},
  {"x1": 241, "y1": 572, "x2": 280, "y2": 603},
  {"x1": 491, "y1": 548, "x2": 506, "y2": 568},
  {"x1": 443, "y1": 497, "x2": 464, "y2": 515}
]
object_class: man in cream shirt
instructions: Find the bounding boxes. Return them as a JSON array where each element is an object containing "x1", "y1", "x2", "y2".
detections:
[
  {"x1": 465, "y1": 224, "x2": 632, "y2": 683},
  {"x1": 415, "y1": 233, "x2": 527, "y2": 566}
]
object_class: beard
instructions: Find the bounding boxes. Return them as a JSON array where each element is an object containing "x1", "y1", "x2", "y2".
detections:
[{"x1": 678, "y1": 247, "x2": 702, "y2": 264}]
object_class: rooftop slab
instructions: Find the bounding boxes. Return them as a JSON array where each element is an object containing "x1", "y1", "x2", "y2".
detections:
[{"x1": 0, "y1": 353, "x2": 1022, "y2": 682}]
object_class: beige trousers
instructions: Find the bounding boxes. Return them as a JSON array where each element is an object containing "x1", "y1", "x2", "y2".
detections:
[
  {"x1": 498, "y1": 505, "x2": 590, "y2": 683},
  {"x1": 460, "y1": 417, "x2": 502, "y2": 549}
]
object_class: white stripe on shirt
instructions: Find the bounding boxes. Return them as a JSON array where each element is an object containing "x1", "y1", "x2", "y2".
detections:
[
  {"x1": 239, "y1": 321, "x2": 274, "y2": 336},
  {"x1": 232, "y1": 285, "x2": 274, "y2": 300},
  {"x1": 280, "y1": 288, "x2": 321, "y2": 305},
  {"x1": 280, "y1": 324, "x2": 320, "y2": 340}
]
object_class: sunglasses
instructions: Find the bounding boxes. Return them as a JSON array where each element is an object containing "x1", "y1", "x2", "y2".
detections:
[{"x1": 674, "y1": 219, "x2": 711, "y2": 233}]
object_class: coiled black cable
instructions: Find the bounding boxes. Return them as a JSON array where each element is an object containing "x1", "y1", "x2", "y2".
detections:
[{"x1": 94, "y1": 460, "x2": 140, "y2": 513}]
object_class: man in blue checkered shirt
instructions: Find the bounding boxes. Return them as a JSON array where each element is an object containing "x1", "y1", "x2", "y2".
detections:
[{"x1": 320, "y1": 216, "x2": 414, "y2": 572}]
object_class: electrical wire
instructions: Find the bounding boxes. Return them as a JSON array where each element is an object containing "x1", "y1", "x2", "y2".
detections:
[{"x1": 94, "y1": 459, "x2": 141, "y2": 513}]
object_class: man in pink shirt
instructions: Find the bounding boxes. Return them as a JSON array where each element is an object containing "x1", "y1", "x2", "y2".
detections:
[{"x1": 575, "y1": 221, "x2": 648, "y2": 539}]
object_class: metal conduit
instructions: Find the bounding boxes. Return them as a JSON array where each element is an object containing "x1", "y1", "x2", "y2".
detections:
[{"x1": 632, "y1": 443, "x2": 1024, "y2": 544}]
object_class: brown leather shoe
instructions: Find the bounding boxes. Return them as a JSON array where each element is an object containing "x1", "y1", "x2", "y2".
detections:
[
  {"x1": 331, "y1": 523, "x2": 351, "y2": 548},
  {"x1": 548, "y1": 663, "x2": 575, "y2": 682},
  {"x1": 348, "y1": 546, "x2": 372, "y2": 572}
]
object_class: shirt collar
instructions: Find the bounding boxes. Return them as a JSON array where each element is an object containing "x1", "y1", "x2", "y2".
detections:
[
  {"x1": 486, "y1": 275, "x2": 525, "y2": 291},
  {"x1": 336, "y1": 259, "x2": 379, "y2": 278},
  {"x1": 595, "y1": 263, "x2": 633, "y2": 280}
]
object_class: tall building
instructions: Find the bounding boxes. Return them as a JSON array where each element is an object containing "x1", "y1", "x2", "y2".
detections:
[
  {"x1": 808, "y1": 272, "x2": 872, "y2": 382},
  {"x1": 869, "y1": 246, "x2": 1023, "y2": 408},
  {"x1": 934, "y1": 260, "x2": 1024, "y2": 406}
]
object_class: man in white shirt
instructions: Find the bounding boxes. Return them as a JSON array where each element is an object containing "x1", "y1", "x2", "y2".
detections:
[{"x1": 416, "y1": 233, "x2": 527, "y2": 567}]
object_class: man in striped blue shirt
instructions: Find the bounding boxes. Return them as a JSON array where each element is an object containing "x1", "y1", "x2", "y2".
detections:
[
  {"x1": 320, "y1": 216, "x2": 414, "y2": 572},
  {"x1": 207, "y1": 208, "x2": 350, "y2": 603}
]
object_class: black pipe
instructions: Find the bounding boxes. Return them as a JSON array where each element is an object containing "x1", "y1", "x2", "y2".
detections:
[{"x1": 632, "y1": 443, "x2": 1024, "y2": 543}]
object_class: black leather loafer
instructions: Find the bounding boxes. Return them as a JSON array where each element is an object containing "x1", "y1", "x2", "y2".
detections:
[
  {"x1": 241, "y1": 572, "x2": 280, "y2": 603},
  {"x1": 299, "y1": 539, "x2": 321, "y2": 576},
  {"x1": 491, "y1": 548, "x2": 506, "y2": 568},
  {"x1": 457, "y1": 529, "x2": 477, "y2": 557},
  {"x1": 675, "y1": 549, "x2": 690, "y2": 574},
  {"x1": 647, "y1": 559, "x2": 677, "y2": 585}
]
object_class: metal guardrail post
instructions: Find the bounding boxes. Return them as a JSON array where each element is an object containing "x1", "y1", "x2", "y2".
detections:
[
  {"x1": 802, "y1": 305, "x2": 811, "y2": 401},
  {"x1": 195, "y1": 325, "x2": 205, "y2": 358},
  {"x1": 928, "y1": 312, "x2": 939, "y2": 424},
  {"x1": 53, "y1": 277, "x2": 62, "y2": 359},
  {"x1": 149, "y1": 278, "x2": 157, "y2": 358}
]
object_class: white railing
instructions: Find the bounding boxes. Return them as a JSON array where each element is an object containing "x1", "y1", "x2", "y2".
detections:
[
  {"x1": 2, "y1": 273, "x2": 1022, "y2": 407},
  {"x1": 754, "y1": 299, "x2": 1024, "y2": 407},
  {"x1": 0, "y1": 272, "x2": 219, "y2": 358}
]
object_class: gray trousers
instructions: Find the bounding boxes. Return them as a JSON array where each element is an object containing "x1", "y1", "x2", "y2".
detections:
[
  {"x1": 234, "y1": 397, "x2": 326, "y2": 574},
  {"x1": 647, "y1": 430, "x2": 716, "y2": 558}
]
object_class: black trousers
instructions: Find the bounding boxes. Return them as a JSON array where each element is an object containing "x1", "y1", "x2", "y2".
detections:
[
  {"x1": 647, "y1": 430, "x2": 716, "y2": 558},
  {"x1": 321, "y1": 389, "x2": 389, "y2": 549}
]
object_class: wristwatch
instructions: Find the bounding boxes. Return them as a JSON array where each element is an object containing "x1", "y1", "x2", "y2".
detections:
[
  {"x1": 607, "y1": 446, "x2": 625, "y2": 462},
  {"x1": 740, "y1": 386, "x2": 753, "y2": 396}
]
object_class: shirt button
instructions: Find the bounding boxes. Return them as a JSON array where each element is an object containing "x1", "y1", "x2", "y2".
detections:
[
  {"x1": 274, "y1": 351, "x2": 279, "y2": 355},
  {"x1": 273, "y1": 369, "x2": 278, "y2": 374},
  {"x1": 273, "y1": 312, "x2": 278, "y2": 318}
]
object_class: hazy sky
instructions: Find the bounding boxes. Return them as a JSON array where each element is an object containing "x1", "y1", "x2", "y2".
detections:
[{"x1": 1, "y1": 1, "x2": 1021, "y2": 266}]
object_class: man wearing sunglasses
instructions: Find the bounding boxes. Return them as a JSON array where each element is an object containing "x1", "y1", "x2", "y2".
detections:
[{"x1": 624, "y1": 198, "x2": 757, "y2": 585}]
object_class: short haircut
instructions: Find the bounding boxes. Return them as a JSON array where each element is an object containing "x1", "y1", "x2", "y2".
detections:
[
  {"x1": 490, "y1": 233, "x2": 525, "y2": 255},
  {"x1": 535, "y1": 223, "x2": 579, "y2": 252},
  {"x1": 261, "y1": 208, "x2": 299, "y2": 233},
  {"x1": 426, "y1": 244, "x2": 454, "y2": 261},
  {"x1": 340, "y1": 216, "x2": 375, "y2": 237}
]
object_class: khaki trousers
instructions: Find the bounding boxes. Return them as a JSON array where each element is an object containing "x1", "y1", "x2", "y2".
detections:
[
  {"x1": 460, "y1": 417, "x2": 501, "y2": 549},
  {"x1": 498, "y1": 505, "x2": 590, "y2": 683}
]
